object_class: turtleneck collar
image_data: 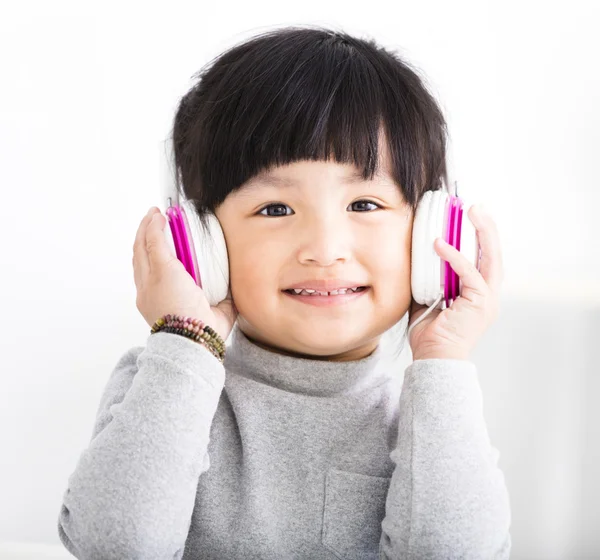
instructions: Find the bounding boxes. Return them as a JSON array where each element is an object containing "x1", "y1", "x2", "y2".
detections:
[{"x1": 224, "y1": 322, "x2": 404, "y2": 397}]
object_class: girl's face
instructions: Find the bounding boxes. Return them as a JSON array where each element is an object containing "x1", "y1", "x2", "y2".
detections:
[{"x1": 215, "y1": 145, "x2": 414, "y2": 361}]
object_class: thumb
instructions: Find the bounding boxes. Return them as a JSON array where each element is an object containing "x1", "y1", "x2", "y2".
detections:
[{"x1": 145, "y1": 212, "x2": 172, "y2": 269}]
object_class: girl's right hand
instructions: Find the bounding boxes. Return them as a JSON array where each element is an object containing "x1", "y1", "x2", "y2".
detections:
[{"x1": 132, "y1": 207, "x2": 238, "y2": 342}]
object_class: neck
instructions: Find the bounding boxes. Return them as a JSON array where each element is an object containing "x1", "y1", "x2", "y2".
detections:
[{"x1": 236, "y1": 319, "x2": 381, "y2": 362}]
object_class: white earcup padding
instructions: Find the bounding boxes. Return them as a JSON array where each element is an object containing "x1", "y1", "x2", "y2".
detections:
[
  {"x1": 411, "y1": 190, "x2": 447, "y2": 307},
  {"x1": 181, "y1": 199, "x2": 230, "y2": 307}
]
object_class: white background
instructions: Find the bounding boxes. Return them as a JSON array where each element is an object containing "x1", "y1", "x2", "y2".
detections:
[{"x1": 1, "y1": 1, "x2": 598, "y2": 558}]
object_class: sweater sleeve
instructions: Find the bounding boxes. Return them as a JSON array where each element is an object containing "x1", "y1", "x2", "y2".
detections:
[
  {"x1": 57, "y1": 331, "x2": 226, "y2": 560},
  {"x1": 379, "y1": 359, "x2": 512, "y2": 560}
]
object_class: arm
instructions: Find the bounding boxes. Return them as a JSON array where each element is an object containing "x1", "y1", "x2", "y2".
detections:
[
  {"x1": 379, "y1": 358, "x2": 512, "y2": 560},
  {"x1": 57, "y1": 332, "x2": 225, "y2": 560}
]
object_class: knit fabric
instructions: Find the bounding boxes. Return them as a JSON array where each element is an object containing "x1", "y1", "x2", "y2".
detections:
[{"x1": 58, "y1": 322, "x2": 511, "y2": 559}]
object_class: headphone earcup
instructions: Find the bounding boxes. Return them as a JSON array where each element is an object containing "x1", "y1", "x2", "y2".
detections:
[
  {"x1": 180, "y1": 199, "x2": 230, "y2": 307},
  {"x1": 411, "y1": 190, "x2": 480, "y2": 308},
  {"x1": 159, "y1": 139, "x2": 230, "y2": 308},
  {"x1": 411, "y1": 190, "x2": 447, "y2": 307}
]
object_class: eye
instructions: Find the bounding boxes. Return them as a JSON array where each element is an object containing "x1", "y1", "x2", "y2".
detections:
[
  {"x1": 350, "y1": 200, "x2": 382, "y2": 212},
  {"x1": 257, "y1": 200, "x2": 383, "y2": 217},
  {"x1": 258, "y1": 203, "x2": 293, "y2": 217}
]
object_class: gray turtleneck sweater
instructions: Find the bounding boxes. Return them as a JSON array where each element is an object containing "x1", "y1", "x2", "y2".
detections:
[{"x1": 57, "y1": 323, "x2": 511, "y2": 559}]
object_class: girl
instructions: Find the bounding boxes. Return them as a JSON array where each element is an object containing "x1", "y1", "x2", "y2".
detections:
[{"x1": 58, "y1": 26, "x2": 511, "y2": 559}]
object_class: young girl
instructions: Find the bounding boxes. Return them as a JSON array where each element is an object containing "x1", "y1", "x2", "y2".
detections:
[{"x1": 58, "y1": 26, "x2": 511, "y2": 559}]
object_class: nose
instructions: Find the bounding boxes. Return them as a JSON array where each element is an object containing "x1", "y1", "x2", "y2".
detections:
[{"x1": 295, "y1": 213, "x2": 353, "y2": 266}]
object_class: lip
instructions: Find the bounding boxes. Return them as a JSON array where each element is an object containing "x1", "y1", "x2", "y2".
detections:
[
  {"x1": 284, "y1": 279, "x2": 368, "y2": 291},
  {"x1": 282, "y1": 286, "x2": 370, "y2": 307}
]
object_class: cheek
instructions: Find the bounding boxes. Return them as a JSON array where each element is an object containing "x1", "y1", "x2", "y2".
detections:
[
  {"x1": 373, "y1": 222, "x2": 412, "y2": 274},
  {"x1": 227, "y1": 243, "x2": 278, "y2": 304},
  {"x1": 369, "y1": 225, "x2": 412, "y2": 301}
]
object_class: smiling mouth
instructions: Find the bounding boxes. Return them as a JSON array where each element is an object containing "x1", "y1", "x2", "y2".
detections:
[{"x1": 283, "y1": 286, "x2": 369, "y2": 296}]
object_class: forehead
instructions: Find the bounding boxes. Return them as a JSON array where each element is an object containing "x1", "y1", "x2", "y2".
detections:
[{"x1": 241, "y1": 158, "x2": 395, "y2": 192}]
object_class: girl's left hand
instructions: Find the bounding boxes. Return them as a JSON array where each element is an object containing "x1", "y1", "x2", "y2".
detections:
[{"x1": 408, "y1": 204, "x2": 504, "y2": 361}]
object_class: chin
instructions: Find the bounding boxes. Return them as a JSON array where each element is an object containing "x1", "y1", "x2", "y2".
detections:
[
  {"x1": 238, "y1": 313, "x2": 379, "y2": 359},
  {"x1": 285, "y1": 325, "x2": 369, "y2": 355}
]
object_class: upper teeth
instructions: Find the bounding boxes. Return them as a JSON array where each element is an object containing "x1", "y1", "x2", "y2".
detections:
[{"x1": 289, "y1": 287, "x2": 362, "y2": 296}]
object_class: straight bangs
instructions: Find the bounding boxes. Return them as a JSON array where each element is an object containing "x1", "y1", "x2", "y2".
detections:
[{"x1": 170, "y1": 26, "x2": 449, "y2": 231}]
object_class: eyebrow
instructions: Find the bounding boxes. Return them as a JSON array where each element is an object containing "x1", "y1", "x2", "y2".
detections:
[{"x1": 242, "y1": 169, "x2": 393, "y2": 191}]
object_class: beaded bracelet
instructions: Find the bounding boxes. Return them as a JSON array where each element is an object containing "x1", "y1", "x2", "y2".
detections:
[{"x1": 150, "y1": 314, "x2": 226, "y2": 363}]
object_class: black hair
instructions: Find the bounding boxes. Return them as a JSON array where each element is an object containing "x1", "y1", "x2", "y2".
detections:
[{"x1": 168, "y1": 25, "x2": 450, "y2": 360}]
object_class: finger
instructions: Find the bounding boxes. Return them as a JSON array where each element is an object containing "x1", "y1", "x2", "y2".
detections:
[
  {"x1": 467, "y1": 205, "x2": 504, "y2": 293},
  {"x1": 434, "y1": 237, "x2": 488, "y2": 304},
  {"x1": 133, "y1": 207, "x2": 158, "y2": 287},
  {"x1": 145, "y1": 210, "x2": 172, "y2": 272}
]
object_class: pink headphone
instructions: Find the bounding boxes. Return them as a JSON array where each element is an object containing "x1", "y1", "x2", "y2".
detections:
[{"x1": 159, "y1": 141, "x2": 481, "y2": 335}]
